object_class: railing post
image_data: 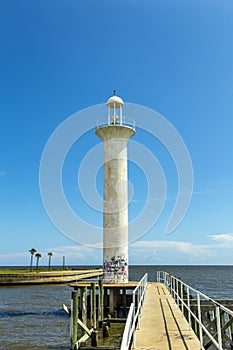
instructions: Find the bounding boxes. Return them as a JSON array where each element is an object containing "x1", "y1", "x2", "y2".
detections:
[
  {"x1": 166, "y1": 273, "x2": 168, "y2": 288},
  {"x1": 140, "y1": 283, "x2": 142, "y2": 311},
  {"x1": 216, "y1": 306, "x2": 223, "y2": 350},
  {"x1": 173, "y1": 277, "x2": 176, "y2": 300},
  {"x1": 197, "y1": 293, "x2": 203, "y2": 348},
  {"x1": 132, "y1": 291, "x2": 136, "y2": 348},
  {"x1": 137, "y1": 290, "x2": 140, "y2": 329},
  {"x1": 176, "y1": 278, "x2": 179, "y2": 305},
  {"x1": 187, "y1": 287, "x2": 191, "y2": 329},
  {"x1": 181, "y1": 281, "x2": 184, "y2": 316},
  {"x1": 171, "y1": 277, "x2": 174, "y2": 298}
]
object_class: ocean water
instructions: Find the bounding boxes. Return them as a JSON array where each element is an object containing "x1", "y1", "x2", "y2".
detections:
[
  {"x1": 130, "y1": 265, "x2": 233, "y2": 299},
  {"x1": 0, "y1": 265, "x2": 233, "y2": 349}
]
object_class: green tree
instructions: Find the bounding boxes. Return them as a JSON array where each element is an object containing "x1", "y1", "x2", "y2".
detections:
[
  {"x1": 47, "y1": 252, "x2": 53, "y2": 270},
  {"x1": 29, "y1": 248, "x2": 36, "y2": 271},
  {"x1": 35, "y1": 253, "x2": 42, "y2": 271}
]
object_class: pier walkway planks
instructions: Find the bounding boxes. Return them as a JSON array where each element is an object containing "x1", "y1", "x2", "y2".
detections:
[{"x1": 134, "y1": 282, "x2": 200, "y2": 350}]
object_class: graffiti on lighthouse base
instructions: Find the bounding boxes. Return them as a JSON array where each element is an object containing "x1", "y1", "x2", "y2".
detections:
[{"x1": 103, "y1": 255, "x2": 128, "y2": 283}]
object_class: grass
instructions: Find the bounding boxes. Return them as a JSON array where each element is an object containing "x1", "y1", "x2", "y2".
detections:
[
  {"x1": 0, "y1": 269, "x2": 70, "y2": 274},
  {"x1": 0, "y1": 269, "x2": 31, "y2": 274}
]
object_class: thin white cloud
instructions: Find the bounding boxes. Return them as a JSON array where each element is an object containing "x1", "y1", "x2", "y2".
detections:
[
  {"x1": 47, "y1": 243, "x2": 102, "y2": 252},
  {"x1": 0, "y1": 252, "x2": 28, "y2": 265},
  {"x1": 209, "y1": 233, "x2": 233, "y2": 241},
  {"x1": 132, "y1": 240, "x2": 213, "y2": 256},
  {"x1": 130, "y1": 239, "x2": 215, "y2": 264},
  {"x1": 1, "y1": 234, "x2": 233, "y2": 266},
  {"x1": 130, "y1": 199, "x2": 143, "y2": 204},
  {"x1": 43, "y1": 245, "x2": 102, "y2": 265},
  {"x1": 0, "y1": 245, "x2": 102, "y2": 266},
  {"x1": 193, "y1": 190, "x2": 214, "y2": 196},
  {"x1": 208, "y1": 233, "x2": 233, "y2": 248}
]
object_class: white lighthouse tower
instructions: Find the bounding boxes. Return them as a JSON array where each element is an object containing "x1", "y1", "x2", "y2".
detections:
[{"x1": 96, "y1": 92, "x2": 135, "y2": 283}]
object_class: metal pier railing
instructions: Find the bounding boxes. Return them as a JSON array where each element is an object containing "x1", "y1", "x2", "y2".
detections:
[
  {"x1": 120, "y1": 273, "x2": 148, "y2": 350},
  {"x1": 157, "y1": 271, "x2": 233, "y2": 350}
]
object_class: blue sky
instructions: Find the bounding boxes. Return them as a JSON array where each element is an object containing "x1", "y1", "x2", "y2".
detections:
[{"x1": 0, "y1": 0, "x2": 233, "y2": 266}]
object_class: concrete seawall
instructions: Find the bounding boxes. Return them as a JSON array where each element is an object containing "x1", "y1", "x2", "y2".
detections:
[{"x1": 0, "y1": 269, "x2": 103, "y2": 286}]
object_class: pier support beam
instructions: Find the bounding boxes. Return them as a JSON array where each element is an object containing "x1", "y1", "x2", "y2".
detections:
[
  {"x1": 91, "y1": 282, "x2": 97, "y2": 329},
  {"x1": 122, "y1": 289, "x2": 127, "y2": 317},
  {"x1": 99, "y1": 279, "x2": 104, "y2": 326},
  {"x1": 80, "y1": 287, "x2": 87, "y2": 327},
  {"x1": 109, "y1": 289, "x2": 120, "y2": 317},
  {"x1": 70, "y1": 290, "x2": 78, "y2": 350}
]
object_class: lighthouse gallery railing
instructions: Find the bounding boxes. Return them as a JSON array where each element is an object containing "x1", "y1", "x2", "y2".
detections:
[{"x1": 96, "y1": 116, "x2": 135, "y2": 130}]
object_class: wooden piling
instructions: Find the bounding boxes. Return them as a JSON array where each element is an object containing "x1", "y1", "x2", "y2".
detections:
[
  {"x1": 191, "y1": 308, "x2": 198, "y2": 336},
  {"x1": 91, "y1": 282, "x2": 97, "y2": 329},
  {"x1": 109, "y1": 288, "x2": 114, "y2": 316},
  {"x1": 102, "y1": 321, "x2": 109, "y2": 338},
  {"x1": 99, "y1": 278, "x2": 104, "y2": 326},
  {"x1": 91, "y1": 329, "x2": 98, "y2": 346},
  {"x1": 70, "y1": 290, "x2": 78, "y2": 350},
  {"x1": 115, "y1": 289, "x2": 120, "y2": 317},
  {"x1": 122, "y1": 289, "x2": 127, "y2": 317},
  {"x1": 104, "y1": 287, "x2": 108, "y2": 316},
  {"x1": 80, "y1": 286, "x2": 87, "y2": 334}
]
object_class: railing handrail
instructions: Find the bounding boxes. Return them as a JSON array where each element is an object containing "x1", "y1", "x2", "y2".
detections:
[
  {"x1": 96, "y1": 115, "x2": 136, "y2": 130},
  {"x1": 120, "y1": 302, "x2": 134, "y2": 350},
  {"x1": 158, "y1": 271, "x2": 233, "y2": 316},
  {"x1": 132, "y1": 273, "x2": 147, "y2": 296},
  {"x1": 120, "y1": 273, "x2": 148, "y2": 350},
  {"x1": 157, "y1": 271, "x2": 233, "y2": 350}
]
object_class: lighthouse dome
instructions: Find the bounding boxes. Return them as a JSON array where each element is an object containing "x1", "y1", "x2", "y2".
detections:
[{"x1": 107, "y1": 94, "x2": 124, "y2": 108}]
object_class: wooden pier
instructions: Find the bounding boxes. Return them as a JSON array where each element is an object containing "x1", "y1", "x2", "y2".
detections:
[
  {"x1": 133, "y1": 282, "x2": 200, "y2": 349},
  {"x1": 69, "y1": 280, "x2": 139, "y2": 349},
  {"x1": 68, "y1": 272, "x2": 233, "y2": 349},
  {"x1": 70, "y1": 281, "x2": 138, "y2": 318},
  {"x1": 69, "y1": 278, "x2": 201, "y2": 349}
]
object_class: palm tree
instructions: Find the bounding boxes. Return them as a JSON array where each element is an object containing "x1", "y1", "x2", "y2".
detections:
[
  {"x1": 35, "y1": 253, "x2": 42, "y2": 271},
  {"x1": 29, "y1": 248, "x2": 36, "y2": 271},
  {"x1": 47, "y1": 252, "x2": 53, "y2": 270}
]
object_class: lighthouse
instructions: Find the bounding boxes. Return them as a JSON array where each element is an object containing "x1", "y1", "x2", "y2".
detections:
[{"x1": 96, "y1": 92, "x2": 135, "y2": 283}]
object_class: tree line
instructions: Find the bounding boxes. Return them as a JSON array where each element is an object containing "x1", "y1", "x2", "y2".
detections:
[{"x1": 29, "y1": 248, "x2": 53, "y2": 271}]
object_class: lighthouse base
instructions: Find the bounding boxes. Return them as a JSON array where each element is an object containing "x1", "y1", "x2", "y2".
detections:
[{"x1": 103, "y1": 253, "x2": 128, "y2": 283}]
